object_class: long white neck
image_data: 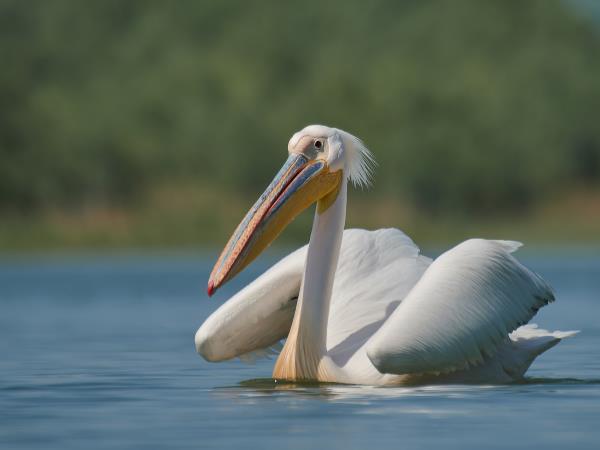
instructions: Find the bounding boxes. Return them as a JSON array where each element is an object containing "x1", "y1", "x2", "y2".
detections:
[
  {"x1": 273, "y1": 178, "x2": 347, "y2": 380},
  {"x1": 298, "y1": 179, "x2": 347, "y2": 350}
]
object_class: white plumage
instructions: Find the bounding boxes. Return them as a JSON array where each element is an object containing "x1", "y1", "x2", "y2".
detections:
[
  {"x1": 197, "y1": 125, "x2": 577, "y2": 385},
  {"x1": 197, "y1": 228, "x2": 576, "y2": 384},
  {"x1": 366, "y1": 238, "x2": 555, "y2": 376}
]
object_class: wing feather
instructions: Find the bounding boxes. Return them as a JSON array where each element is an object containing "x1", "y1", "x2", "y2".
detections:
[
  {"x1": 327, "y1": 228, "x2": 431, "y2": 361},
  {"x1": 366, "y1": 239, "x2": 554, "y2": 375},
  {"x1": 196, "y1": 228, "x2": 431, "y2": 364},
  {"x1": 195, "y1": 249, "x2": 304, "y2": 362}
]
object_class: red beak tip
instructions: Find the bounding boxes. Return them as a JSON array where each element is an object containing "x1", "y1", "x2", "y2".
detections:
[{"x1": 207, "y1": 281, "x2": 215, "y2": 297}]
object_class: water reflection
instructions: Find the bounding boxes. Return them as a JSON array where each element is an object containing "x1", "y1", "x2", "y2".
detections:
[
  {"x1": 212, "y1": 376, "x2": 600, "y2": 405},
  {"x1": 214, "y1": 378, "x2": 496, "y2": 402}
]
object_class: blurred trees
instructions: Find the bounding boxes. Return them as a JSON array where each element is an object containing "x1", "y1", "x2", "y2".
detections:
[{"x1": 1, "y1": 0, "x2": 599, "y2": 215}]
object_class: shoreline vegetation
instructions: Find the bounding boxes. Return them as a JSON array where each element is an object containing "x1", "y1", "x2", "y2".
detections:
[
  {"x1": 1, "y1": 184, "x2": 598, "y2": 252},
  {"x1": 2, "y1": 0, "x2": 600, "y2": 252}
]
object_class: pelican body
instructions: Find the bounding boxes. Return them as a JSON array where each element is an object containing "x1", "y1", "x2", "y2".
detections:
[{"x1": 196, "y1": 125, "x2": 576, "y2": 385}]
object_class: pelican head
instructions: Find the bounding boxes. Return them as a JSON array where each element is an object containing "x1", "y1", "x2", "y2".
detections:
[{"x1": 207, "y1": 125, "x2": 374, "y2": 296}]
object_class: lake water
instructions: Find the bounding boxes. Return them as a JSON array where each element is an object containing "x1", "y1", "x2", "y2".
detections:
[{"x1": 1, "y1": 250, "x2": 599, "y2": 449}]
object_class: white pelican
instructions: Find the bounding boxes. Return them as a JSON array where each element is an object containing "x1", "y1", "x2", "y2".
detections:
[{"x1": 195, "y1": 125, "x2": 576, "y2": 385}]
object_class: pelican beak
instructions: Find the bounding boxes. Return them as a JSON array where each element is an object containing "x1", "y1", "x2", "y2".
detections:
[{"x1": 207, "y1": 153, "x2": 342, "y2": 296}]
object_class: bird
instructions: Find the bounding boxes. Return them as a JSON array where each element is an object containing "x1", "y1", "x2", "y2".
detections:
[{"x1": 195, "y1": 125, "x2": 577, "y2": 385}]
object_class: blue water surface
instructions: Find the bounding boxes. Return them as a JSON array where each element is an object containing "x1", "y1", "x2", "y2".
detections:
[{"x1": 0, "y1": 249, "x2": 599, "y2": 449}]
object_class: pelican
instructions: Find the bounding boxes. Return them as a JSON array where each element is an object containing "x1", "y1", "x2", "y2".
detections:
[{"x1": 195, "y1": 125, "x2": 577, "y2": 385}]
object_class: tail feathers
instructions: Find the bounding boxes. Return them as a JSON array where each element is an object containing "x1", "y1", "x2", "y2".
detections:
[
  {"x1": 503, "y1": 324, "x2": 579, "y2": 378},
  {"x1": 510, "y1": 323, "x2": 579, "y2": 339},
  {"x1": 510, "y1": 324, "x2": 578, "y2": 355}
]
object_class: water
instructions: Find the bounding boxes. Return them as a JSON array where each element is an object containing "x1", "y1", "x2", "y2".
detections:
[{"x1": 1, "y1": 250, "x2": 599, "y2": 449}]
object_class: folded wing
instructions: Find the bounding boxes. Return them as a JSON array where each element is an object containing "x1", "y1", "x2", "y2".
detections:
[
  {"x1": 326, "y1": 228, "x2": 432, "y2": 362},
  {"x1": 366, "y1": 239, "x2": 555, "y2": 375},
  {"x1": 195, "y1": 247, "x2": 305, "y2": 362}
]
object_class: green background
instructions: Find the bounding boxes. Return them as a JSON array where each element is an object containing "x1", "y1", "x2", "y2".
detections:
[{"x1": 1, "y1": 0, "x2": 599, "y2": 250}]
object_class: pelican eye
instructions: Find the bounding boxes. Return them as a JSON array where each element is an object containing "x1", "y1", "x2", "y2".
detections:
[{"x1": 314, "y1": 139, "x2": 323, "y2": 150}]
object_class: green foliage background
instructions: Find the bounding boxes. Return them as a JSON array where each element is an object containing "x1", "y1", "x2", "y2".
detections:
[{"x1": 1, "y1": 0, "x2": 599, "y2": 248}]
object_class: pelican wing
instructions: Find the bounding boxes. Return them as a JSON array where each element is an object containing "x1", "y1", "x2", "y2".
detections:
[
  {"x1": 366, "y1": 239, "x2": 555, "y2": 375},
  {"x1": 326, "y1": 229, "x2": 432, "y2": 360},
  {"x1": 196, "y1": 228, "x2": 431, "y2": 364},
  {"x1": 195, "y1": 247, "x2": 305, "y2": 362}
]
